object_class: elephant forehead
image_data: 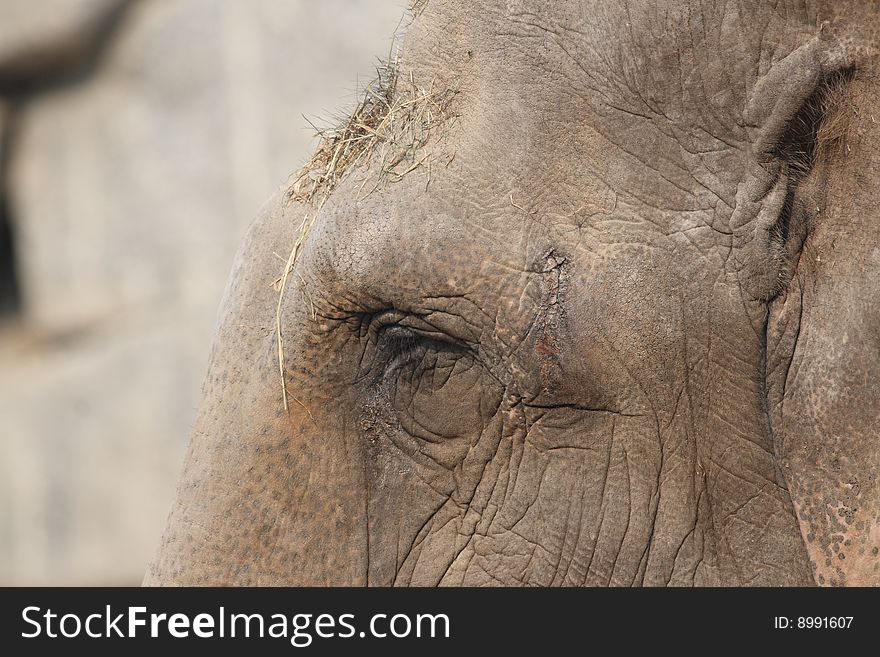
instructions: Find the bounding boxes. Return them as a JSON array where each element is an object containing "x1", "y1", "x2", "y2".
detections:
[
  {"x1": 409, "y1": 0, "x2": 811, "y2": 138},
  {"x1": 308, "y1": 183, "x2": 675, "y2": 295}
]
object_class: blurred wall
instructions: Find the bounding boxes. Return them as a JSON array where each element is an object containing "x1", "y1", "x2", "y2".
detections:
[{"x1": 0, "y1": 0, "x2": 405, "y2": 584}]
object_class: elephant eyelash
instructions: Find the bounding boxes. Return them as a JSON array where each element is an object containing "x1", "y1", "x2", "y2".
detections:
[
  {"x1": 356, "y1": 309, "x2": 471, "y2": 381},
  {"x1": 366, "y1": 310, "x2": 468, "y2": 352},
  {"x1": 380, "y1": 325, "x2": 469, "y2": 366},
  {"x1": 382, "y1": 326, "x2": 426, "y2": 359}
]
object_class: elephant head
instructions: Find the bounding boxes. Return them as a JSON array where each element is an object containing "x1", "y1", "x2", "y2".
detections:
[{"x1": 146, "y1": 0, "x2": 880, "y2": 586}]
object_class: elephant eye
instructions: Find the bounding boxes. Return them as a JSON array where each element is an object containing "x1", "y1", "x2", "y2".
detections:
[
  {"x1": 359, "y1": 309, "x2": 471, "y2": 378},
  {"x1": 380, "y1": 324, "x2": 469, "y2": 370},
  {"x1": 356, "y1": 308, "x2": 501, "y2": 470}
]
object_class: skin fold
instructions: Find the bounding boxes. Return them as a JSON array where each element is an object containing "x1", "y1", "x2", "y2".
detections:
[{"x1": 146, "y1": 0, "x2": 879, "y2": 586}]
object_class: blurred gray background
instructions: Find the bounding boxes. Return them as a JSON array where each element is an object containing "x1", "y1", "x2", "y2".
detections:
[{"x1": 0, "y1": 0, "x2": 405, "y2": 584}]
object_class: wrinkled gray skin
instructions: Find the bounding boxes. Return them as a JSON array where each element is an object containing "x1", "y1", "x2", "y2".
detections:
[{"x1": 147, "y1": 0, "x2": 880, "y2": 586}]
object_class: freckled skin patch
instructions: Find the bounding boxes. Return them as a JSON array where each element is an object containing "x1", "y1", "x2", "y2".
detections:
[
  {"x1": 146, "y1": 1, "x2": 879, "y2": 586},
  {"x1": 766, "y1": 65, "x2": 880, "y2": 585}
]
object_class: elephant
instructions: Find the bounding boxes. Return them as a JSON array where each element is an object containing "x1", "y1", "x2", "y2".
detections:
[{"x1": 146, "y1": 0, "x2": 880, "y2": 586}]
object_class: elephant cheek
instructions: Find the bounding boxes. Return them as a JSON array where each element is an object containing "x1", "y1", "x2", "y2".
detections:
[
  {"x1": 145, "y1": 327, "x2": 371, "y2": 585},
  {"x1": 769, "y1": 279, "x2": 880, "y2": 586}
]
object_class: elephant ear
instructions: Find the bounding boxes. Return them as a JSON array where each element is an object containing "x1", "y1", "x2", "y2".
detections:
[
  {"x1": 731, "y1": 32, "x2": 853, "y2": 301},
  {"x1": 762, "y1": 46, "x2": 880, "y2": 583}
]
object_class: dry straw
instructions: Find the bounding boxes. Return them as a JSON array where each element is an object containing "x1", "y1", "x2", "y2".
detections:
[{"x1": 274, "y1": 57, "x2": 457, "y2": 412}]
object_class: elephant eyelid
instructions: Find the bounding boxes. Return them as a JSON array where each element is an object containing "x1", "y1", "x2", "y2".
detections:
[
  {"x1": 354, "y1": 309, "x2": 473, "y2": 384},
  {"x1": 380, "y1": 324, "x2": 470, "y2": 361},
  {"x1": 365, "y1": 309, "x2": 470, "y2": 352}
]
